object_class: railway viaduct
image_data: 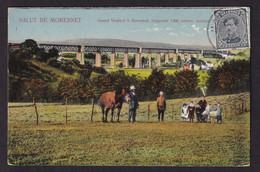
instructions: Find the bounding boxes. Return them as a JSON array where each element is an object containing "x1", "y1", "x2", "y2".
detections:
[{"x1": 36, "y1": 39, "x2": 216, "y2": 68}]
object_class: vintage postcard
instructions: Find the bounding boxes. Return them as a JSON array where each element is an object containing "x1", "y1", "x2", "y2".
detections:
[{"x1": 8, "y1": 7, "x2": 250, "y2": 166}]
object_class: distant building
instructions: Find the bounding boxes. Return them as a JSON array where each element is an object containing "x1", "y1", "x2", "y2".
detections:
[
  {"x1": 9, "y1": 45, "x2": 21, "y2": 51},
  {"x1": 183, "y1": 62, "x2": 190, "y2": 70}
]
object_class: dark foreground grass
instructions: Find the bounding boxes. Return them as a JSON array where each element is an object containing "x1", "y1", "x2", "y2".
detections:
[{"x1": 8, "y1": 114, "x2": 250, "y2": 166}]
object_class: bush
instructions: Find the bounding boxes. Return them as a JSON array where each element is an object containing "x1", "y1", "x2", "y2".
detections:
[
  {"x1": 20, "y1": 39, "x2": 40, "y2": 58},
  {"x1": 207, "y1": 59, "x2": 250, "y2": 95},
  {"x1": 58, "y1": 78, "x2": 92, "y2": 103},
  {"x1": 147, "y1": 69, "x2": 166, "y2": 95},
  {"x1": 174, "y1": 70, "x2": 199, "y2": 98},
  {"x1": 47, "y1": 58, "x2": 62, "y2": 68},
  {"x1": 24, "y1": 79, "x2": 56, "y2": 102}
]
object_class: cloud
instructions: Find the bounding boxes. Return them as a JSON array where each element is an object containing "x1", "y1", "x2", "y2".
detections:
[
  {"x1": 146, "y1": 27, "x2": 160, "y2": 32},
  {"x1": 153, "y1": 27, "x2": 159, "y2": 31},
  {"x1": 166, "y1": 27, "x2": 174, "y2": 31},
  {"x1": 192, "y1": 24, "x2": 200, "y2": 31},
  {"x1": 169, "y1": 32, "x2": 178, "y2": 36},
  {"x1": 180, "y1": 32, "x2": 195, "y2": 37}
]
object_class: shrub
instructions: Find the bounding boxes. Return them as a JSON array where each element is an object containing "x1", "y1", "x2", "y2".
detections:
[
  {"x1": 174, "y1": 70, "x2": 199, "y2": 98},
  {"x1": 58, "y1": 78, "x2": 92, "y2": 103},
  {"x1": 24, "y1": 78, "x2": 56, "y2": 102},
  {"x1": 207, "y1": 59, "x2": 250, "y2": 95}
]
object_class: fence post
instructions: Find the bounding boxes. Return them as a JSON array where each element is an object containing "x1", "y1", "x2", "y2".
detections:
[
  {"x1": 244, "y1": 101, "x2": 247, "y2": 112},
  {"x1": 66, "y1": 97, "x2": 68, "y2": 124},
  {"x1": 33, "y1": 97, "x2": 38, "y2": 126},
  {"x1": 148, "y1": 104, "x2": 150, "y2": 121},
  {"x1": 224, "y1": 106, "x2": 227, "y2": 119},
  {"x1": 91, "y1": 98, "x2": 94, "y2": 122},
  {"x1": 242, "y1": 101, "x2": 244, "y2": 113},
  {"x1": 240, "y1": 102, "x2": 242, "y2": 114},
  {"x1": 171, "y1": 105, "x2": 174, "y2": 120},
  {"x1": 147, "y1": 103, "x2": 151, "y2": 121}
]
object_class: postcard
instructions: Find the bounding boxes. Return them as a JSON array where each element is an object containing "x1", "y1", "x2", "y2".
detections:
[{"x1": 8, "y1": 7, "x2": 250, "y2": 166}]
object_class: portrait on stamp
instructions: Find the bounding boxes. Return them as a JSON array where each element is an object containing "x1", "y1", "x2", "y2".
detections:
[{"x1": 214, "y1": 8, "x2": 250, "y2": 49}]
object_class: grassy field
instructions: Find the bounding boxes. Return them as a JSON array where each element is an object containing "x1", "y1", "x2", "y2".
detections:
[
  {"x1": 109, "y1": 68, "x2": 206, "y2": 79},
  {"x1": 8, "y1": 92, "x2": 250, "y2": 166}
]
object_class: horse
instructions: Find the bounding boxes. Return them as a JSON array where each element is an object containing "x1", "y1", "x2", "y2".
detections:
[{"x1": 98, "y1": 88, "x2": 128, "y2": 123}]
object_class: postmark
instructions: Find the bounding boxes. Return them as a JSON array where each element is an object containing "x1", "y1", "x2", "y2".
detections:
[{"x1": 214, "y1": 8, "x2": 250, "y2": 50}]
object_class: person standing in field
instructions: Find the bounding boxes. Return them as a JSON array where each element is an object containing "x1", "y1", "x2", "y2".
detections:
[
  {"x1": 198, "y1": 96, "x2": 207, "y2": 112},
  {"x1": 214, "y1": 102, "x2": 223, "y2": 124},
  {"x1": 128, "y1": 85, "x2": 139, "y2": 123},
  {"x1": 197, "y1": 96, "x2": 207, "y2": 122},
  {"x1": 188, "y1": 101, "x2": 195, "y2": 122},
  {"x1": 157, "y1": 91, "x2": 166, "y2": 122}
]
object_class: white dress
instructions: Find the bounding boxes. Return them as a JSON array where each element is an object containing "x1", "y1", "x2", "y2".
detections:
[
  {"x1": 202, "y1": 105, "x2": 211, "y2": 120},
  {"x1": 181, "y1": 106, "x2": 189, "y2": 119}
]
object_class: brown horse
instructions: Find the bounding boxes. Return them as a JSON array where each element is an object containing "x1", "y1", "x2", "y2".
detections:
[{"x1": 98, "y1": 89, "x2": 127, "y2": 122}]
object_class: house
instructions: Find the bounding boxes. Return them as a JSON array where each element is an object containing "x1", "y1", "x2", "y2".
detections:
[{"x1": 183, "y1": 62, "x2": 190, "y2": 70}]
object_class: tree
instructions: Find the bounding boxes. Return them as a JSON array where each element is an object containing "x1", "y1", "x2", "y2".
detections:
[
  {"x1": 20, "y1": 39, "x2": 39, "y2": 58},
  {"x1": 207, "y1": 59, "x2": 250, "y2": 95},
  {"x1": 24, "y1": 78, "x2": 56, "y2": 102},
  {"x1": 101, "y1": 54, "x2": 110, "y2": 64},
  {"x1": 48, "y1": 47, "x2": 59, "y2": 59},
  {"x1": 90, "y1": 73, "x2": 114, "y2": 99},
  {"x1": 147, "y1": 69, "x2": 166, "y2": 95},
  {"x1": 164, "y1": 74, "x2": 175, "y2": 99},
  {"x1": 119, "y1": 62, "x2": 123, "y2": 68},
  {"x1": 174, "y1": 70, "x2": 199, "y2": 97},
  {"x1": 58, "y1": 78, "x2": 92, "y2": 103},
  {"x1": 129, "y1": 55, "x2": 135, "y2": 67}
]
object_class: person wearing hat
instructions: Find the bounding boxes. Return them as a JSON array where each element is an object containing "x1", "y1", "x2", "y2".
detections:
[
  {"x1": 128, "y1": 85, "x2": 139, "y2": 123},
  {"x1": 157, "y1": 91, "x2": 166, "y2": 121}
]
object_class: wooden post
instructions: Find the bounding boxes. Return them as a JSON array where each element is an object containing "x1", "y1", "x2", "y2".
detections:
[
  {"x1": 66, "y1": 97, "x2": 68, "y2": 124},
  {"x1": 241, "y1": 101, "x2": 244, "y2": 113},
  {"x1": 91, "y1": 98, "x2": 94, "y2": 122},
  {"x1": 244, "y1": 101, "x2": 247, "y2": 112},
  {"x1": 171, "y1": 105, "x2": 174, "y2": 120},
  {"x1": 33, "y1": 97, "x2": 39, "y2": 126},
  {"x1": 148, "y1": 104, "x2": 150, "y2": 121}
]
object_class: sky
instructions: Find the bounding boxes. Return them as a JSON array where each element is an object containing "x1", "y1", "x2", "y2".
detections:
[{"x1": 8, "y1": 8, "x2": 219, "y2": 46}]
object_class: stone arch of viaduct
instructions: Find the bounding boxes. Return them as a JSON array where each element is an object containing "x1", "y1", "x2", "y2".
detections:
[{"x1": 38, "y1": 44, "x2": 216, "y2": 69}]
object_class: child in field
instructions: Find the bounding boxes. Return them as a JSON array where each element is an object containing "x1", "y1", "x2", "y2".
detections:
[
  {"x1": 214, "y1": 102, "x2": 222, "y2": 124},
  {"x1": 181, "y1": 104, "x2": 189, "y2": 121},
  {"x1": 201, "y1": 104, "x2": 211, "y2": 122},
  {"x1": 188, "y1": 101, "x2": 195, "y2": 122}
]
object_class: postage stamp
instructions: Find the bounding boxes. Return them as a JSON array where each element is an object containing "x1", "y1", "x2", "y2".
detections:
[{"x1": 214, "y1": 8, "x2": 250, "y2": 50}]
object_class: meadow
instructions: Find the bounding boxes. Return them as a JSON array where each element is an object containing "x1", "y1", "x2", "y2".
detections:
[
  {"x1": 108, "y1": 68, "x2": 207, "y2": 80},
  {"x1": 8, "y1": 92, "x2": 250, "y2": 166}
]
